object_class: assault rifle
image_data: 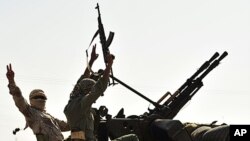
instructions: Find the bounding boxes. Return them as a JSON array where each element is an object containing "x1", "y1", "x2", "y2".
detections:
[
  {"x1": 90, "y1": 3, "x2": 116, "y2": 85},
  {"x1": 94, "y1": 51, "x2": 228, "y2": 141}
]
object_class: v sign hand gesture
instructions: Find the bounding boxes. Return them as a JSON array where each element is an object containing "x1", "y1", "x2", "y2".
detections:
[{"x1": 6, "y1": 64, "x2": 15, "y2": 83}]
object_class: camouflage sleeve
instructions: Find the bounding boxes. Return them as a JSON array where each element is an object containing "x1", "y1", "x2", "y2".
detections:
[
  {"x1": 82, "y1": 77, "x2": 108, "y2": 107},
  {"x1": 8, "y1": 83, "x2": 32, "y2": 117},
  {"x1": 54, "y1": 118, "x2": 70, "y2": 132}
]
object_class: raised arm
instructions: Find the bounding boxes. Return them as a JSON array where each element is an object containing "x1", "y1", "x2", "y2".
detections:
[
  {"x1": 84, "y1": 53, "x2": 114, "y2": 105},
  {"x1": 6, "y1": 64, "x2": 30, "y2": 116},
  {"x1": 75, "y1": 45, "x2": 99, "y2": 84},
  {"x1": 102, "y1": 54, "x2": 114, "y2": 82},
  {"x1": 82, "y1": 44, "x2": 99, "y2": 78},
  {"x1": 6, "y1": 64, "x2": 21, "y2": 97}
]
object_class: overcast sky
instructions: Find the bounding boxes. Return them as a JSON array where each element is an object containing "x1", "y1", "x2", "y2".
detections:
[{"x1": 0, "y1": 0, "x2": 249, "y2": 140}]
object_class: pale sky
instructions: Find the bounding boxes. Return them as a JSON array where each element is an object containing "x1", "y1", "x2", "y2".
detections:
[{"x1": 0, "y1": 0, "x2": 250, "y2": 140}]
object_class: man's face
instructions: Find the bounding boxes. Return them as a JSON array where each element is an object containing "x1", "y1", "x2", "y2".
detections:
[
  {"x1": 30, "y1": 98, "x2": 46, "y2": 111},
  {"x1": 29, "y1": 91, "x2": 47, "y2": 111}
]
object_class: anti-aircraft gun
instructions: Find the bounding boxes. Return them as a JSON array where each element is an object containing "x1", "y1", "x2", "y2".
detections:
[
  {"x1": 90, "y1": 3, "x2": 229, "y2": 141},
  {"x1": 94, "y1": 52, "x2": 228, "y2": 141}
]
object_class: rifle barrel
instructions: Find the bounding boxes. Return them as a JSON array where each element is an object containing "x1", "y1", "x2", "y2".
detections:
[
  {"x1": 199, "y1": 51, "x2": 228, "y2": 80},
  {"x1": 159, "y1": 51, "x2": 228, "y2": 118}
]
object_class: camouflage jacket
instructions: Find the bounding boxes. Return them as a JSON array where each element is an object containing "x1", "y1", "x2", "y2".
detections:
[
  {"x1": 64, "y1": 77, "x2": 108, "y2": 141},
  {"x1": 8, "y1": 83, "x2": 70, "y2": 141}
]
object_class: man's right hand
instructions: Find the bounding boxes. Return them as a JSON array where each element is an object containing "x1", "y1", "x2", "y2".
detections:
[
  {"x1": 106, "y1": 54, "x2": 114, "y2": 69},
  {"x1": 6, "y1": 64, "x2": 15, "y2": 83},
  {"x1": 102, "y1": 53, "x2": 115, "y2": 82}
]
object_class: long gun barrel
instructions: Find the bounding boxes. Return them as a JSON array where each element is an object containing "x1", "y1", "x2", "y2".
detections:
[{"x1": 151, "y1": 51, "x2": 228, "y2": 118}]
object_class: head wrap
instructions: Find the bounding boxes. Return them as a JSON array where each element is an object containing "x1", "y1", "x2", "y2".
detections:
[
  {"x1": 29, "y1": 89, "x2": 47, "y2": 111},
  {"x1": 70, "y1": 78, "x2": 96, "y2": 98},
  {"x1": 90, "y1": 69, "x2": 104, "y2": 81}
]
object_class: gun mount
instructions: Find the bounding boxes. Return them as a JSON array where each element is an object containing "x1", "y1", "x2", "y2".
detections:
[
  {"x1": 92, "y1": 51, "x2": 228, "y2": 141},
  {"x1": 89, "y1": 3, "x2": 230, "y2": 141}
]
